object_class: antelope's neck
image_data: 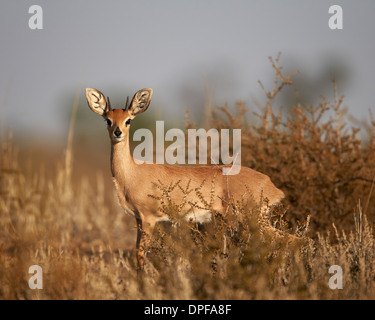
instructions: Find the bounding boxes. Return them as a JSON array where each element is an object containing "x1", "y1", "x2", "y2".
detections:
[{"x1": 110, "y1": 138, "x2": 135, "y2": 187}]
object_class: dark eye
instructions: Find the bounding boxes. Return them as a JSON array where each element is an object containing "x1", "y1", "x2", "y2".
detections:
[
  {"x1": 125, "y1": 119, "x2": 131, "y2": 127},
  {"x1": 106, "y1": 119, "x2": 112, "y2": 126}
]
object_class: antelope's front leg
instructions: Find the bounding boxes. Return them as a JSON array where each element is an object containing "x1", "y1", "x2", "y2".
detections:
[{"x1": 135, "y1": 217, "x2": 155, "y2": 272}]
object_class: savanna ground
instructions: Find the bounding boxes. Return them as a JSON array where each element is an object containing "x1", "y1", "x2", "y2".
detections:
[{"x1": 1, "y1": 54, "x2": 375, "y2": 300}]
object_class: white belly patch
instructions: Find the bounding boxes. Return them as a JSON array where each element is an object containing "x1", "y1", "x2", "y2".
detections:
[{"x1": 156, "y1": 211, "x2": 212, "y2": 224}]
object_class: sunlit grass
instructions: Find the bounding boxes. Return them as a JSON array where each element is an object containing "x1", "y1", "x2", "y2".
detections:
[{"x1": 1, "y1": 55, "x2": 375, "y2": 299}]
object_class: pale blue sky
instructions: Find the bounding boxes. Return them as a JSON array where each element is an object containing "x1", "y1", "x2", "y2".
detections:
[{"x1": 1, "y1": 1, "x2": 374, "y2": 138}]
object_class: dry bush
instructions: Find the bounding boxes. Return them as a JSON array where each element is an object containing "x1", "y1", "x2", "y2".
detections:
[
  {"x1": 1, "y1": 54, "x2": 375, "y2": 300},
  {"x1": 205, "y1": 53, "x2": 375, "y2": 236}
]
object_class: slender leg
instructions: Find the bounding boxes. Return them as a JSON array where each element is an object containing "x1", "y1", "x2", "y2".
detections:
[
  {"x1": 135, "y1": 218, "x2": 144, "y2": 271},
  {"x1": 135, "y1": 217, "x2": 155, "y2": 272}
]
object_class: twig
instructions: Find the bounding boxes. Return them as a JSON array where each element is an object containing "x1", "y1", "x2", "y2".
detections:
[{"x1": 364, "y1": 175, "x2": 375, "y2": 216}]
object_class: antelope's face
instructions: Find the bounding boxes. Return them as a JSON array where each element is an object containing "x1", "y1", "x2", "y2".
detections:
[
  {"x1": 85, "y1": 88, "x2": 153, "y2": 144},
  {"x1": 104, "y1": 109, "x2": 132, "y2": 143}
]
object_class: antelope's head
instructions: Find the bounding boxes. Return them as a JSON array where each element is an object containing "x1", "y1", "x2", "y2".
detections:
[{"x1": 85, "y1": 88, "x2": 152, "y2": 143}]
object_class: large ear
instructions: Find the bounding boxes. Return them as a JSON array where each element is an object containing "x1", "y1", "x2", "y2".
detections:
[
  {"x1": 85, "y1": 88, "x2": 109, "y2": 116},
  {"x1": 128, "y1": 88, "x2": 153, "y2": 118}
]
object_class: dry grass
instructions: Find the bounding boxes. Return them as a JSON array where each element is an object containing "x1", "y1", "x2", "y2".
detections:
[{"x1": 1, "y1": 54, "x2": 375, "y2": 300}]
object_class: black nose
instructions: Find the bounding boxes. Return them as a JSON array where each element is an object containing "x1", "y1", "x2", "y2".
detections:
[{"x1": 114, "y1": 128, "x2": 122, "y2": 137}]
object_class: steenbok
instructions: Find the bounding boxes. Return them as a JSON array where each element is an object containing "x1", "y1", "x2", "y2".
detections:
[{"x1": 85, "y1": 88, "x2": 285, "y2": 270}]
